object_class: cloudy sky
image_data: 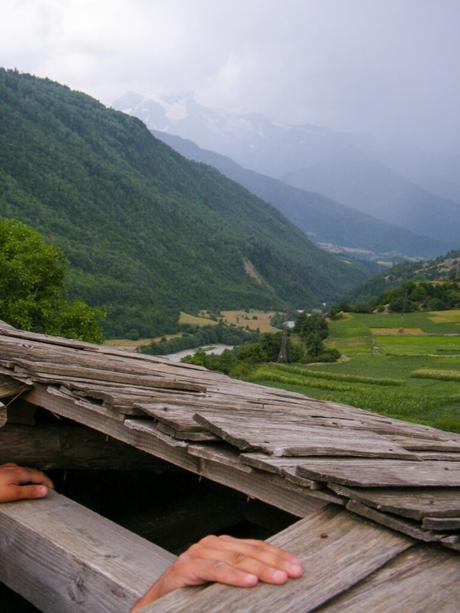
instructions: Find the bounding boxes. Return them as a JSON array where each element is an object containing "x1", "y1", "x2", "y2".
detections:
[{"x1": 1, "y1": 0, "x2": 459, "y2": 152}]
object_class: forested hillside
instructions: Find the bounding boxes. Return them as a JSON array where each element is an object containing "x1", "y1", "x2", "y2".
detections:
[
  {"x1": 0, "y1": 69, "x2": 370, "y2": 337},
  {"x1": 349, "y1": 250, "x2": 460, "y2": 304},
  {"x1": 154, "y1": 131, "x2": 446, "y2": 261}
]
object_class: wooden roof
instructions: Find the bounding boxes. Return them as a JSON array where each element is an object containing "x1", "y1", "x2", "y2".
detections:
[{"x1": 1, "y1": 322, "x2": 459, "y2": 610}]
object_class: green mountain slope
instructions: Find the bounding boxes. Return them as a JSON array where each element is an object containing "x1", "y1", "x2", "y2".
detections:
[
  {"x1": 0, "y1": 69, "x2": 371, "y2": 336},
  {"x1": 153, "y1": 131, "x2": 447, "y2": 261}
]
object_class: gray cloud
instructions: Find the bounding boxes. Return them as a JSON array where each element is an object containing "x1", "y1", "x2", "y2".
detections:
[{"x1": 1, "y1": 0, "x2": 459, "y2": 152}]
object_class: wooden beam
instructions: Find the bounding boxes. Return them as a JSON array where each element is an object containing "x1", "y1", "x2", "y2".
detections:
[
  {"x1": 0, "y1": 423, "x2": 171, "y2": 471},
  {"x1": 0, "y1": 490, "x2": 175, "y2": 613}
]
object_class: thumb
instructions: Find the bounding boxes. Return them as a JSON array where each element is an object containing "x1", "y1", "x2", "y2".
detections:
[{"x1": 13, "y1": 484, "x2": 49, "y2": 500}]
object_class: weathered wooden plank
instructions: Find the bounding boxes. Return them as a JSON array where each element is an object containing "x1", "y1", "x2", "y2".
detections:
[
  {"x1": 346, "y1": 500, "x2": 444, "y2": 542},
  {"x1": 327, "y1": 483, "x2": 460, "y2": 519},
  {"x1": 187, "y1": 443, "x2": 253, "y2": 473},
  {"x1": 389, "y1": 435, "x2": 460, "y2": 452},
  {"x1": 146, "y1": 508, "x2": 413, "y2": 613},
  {"x1": 297, "y1": 459, "x2": 460, "y2": 487},
  {"x1": 193, "y1": 412, "x2": 418, "y2": 459},
  {"x1": 0, "y1": 490, "x2": 175, "y2": 613},
  {"x1": 156, "y1": 421, "x2": 219, "y2": 442},
  {"x1": 139, "y1": 404, "x2": 213, "y2": 433},
  {"x1": 0, "y1": 423, "x2": 170, "y2": 471},
  {"x1": 0, "y1": 326, "x2": 207, "y2": 372},
  {"x1": 414, "y1": 451, "x2": 460, "y2": 461},
  {"x1": 320, "y1": 545, "x2": 460, "y2": 612},
  {"x1": 422, "y1": 516, "x2": 460, "y2": 530},
  {"x1": 0, "y1": 341, "x2": 215, "y2": 386},
  {"x1": 123, "y1": 419, "x2": 189, "y2": 448},
  {"x1": 239, "y1": 454, "x2": 345, "y2": 502},
  {"x1": 13, "y1": 358, "x2": 206, "y2": 393},
  {"x1": 240, "y1": 453, "x2": 318, "y2": 486}
]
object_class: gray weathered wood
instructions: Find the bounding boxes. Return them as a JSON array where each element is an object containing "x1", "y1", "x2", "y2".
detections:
[
  {"x1": 0, "y1": 490, "x2": 175, "y2": 613},
  {"x1": 146, "y1": 508, "x2": 412, "y2": 613},
  {"x1": 156, "y1": 421, "x2": 219, "y2": 442},
  {"x1": 240, "y1": 453, "x2": 318, "y2": 487},
  {"x1": 389, "y1": 435, "x2": 460, "y2": 452},
  {"x1": 297, "y1": 459, "x2": 460, "y2": 487},
  {"x1": 327, "y1": 483, "x2": 460, "y2": 519},
  {"x1": 346, "y1": 500, "x2": 444, "y2": 542},
  {"x1": 12, "y1": 358, "x2": 206, "y2": 393},
  {"x1": 187, "y1": 443, "x2": 253, "y2": 473},
  {"x1": 193, "y1": 413, "x2": 417, "y2": 459},
  {"x1": 422, "y1": 516, "x2": 460, "y2": 530},
  {"x1": 320, "y1": 545, "x2": 460, "y2": 612},
  {"x1": 415, "y1": 451, "x2": 460, "y2": 461}
]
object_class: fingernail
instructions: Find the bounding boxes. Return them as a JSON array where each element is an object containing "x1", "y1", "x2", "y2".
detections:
[
  {"x1": 242, "y1": 573, "x2": 258, "y2": 585},
  {"x1": 272, "y1": 570, "x2": 287, "y2": 582},
  {"x1": 38, "y1": 486, "x2": 48, "y2": 497},
  {"x1": 288, "y1": 563, "x2": 303, "y2": 576}
]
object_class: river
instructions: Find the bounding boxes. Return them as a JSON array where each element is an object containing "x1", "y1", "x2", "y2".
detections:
[{"x1": 165, "y1": 344, "x2": 234, "y2": 362}]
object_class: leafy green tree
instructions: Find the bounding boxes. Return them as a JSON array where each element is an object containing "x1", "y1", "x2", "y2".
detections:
[
  {"x1": 0, "y1": 218, "x2": 104, "y2": 342},
  {"x1": 294, "y1": 313, "x2": 329, "y2": 340}
]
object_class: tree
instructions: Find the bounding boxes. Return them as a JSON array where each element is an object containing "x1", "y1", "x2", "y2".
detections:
[{"x1": 0, "y1": 218, "x2": 104, "y2": 342}]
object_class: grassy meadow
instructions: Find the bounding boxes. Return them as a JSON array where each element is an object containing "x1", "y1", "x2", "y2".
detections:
[{"x1": 249, "y1": 309, "x2": 460, "y2": 433}]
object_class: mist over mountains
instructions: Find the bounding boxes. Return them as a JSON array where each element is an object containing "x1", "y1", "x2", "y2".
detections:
[{"x1": 113, "y1": 91, "x2": 460, "y2": 256}]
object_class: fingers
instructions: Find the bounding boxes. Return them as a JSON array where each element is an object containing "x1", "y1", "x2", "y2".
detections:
[
  {"x1": 10, "y1": 484, "x2": 49, "y2": 500},
  {"x1": 185, "y1": 535, "x2": 303, "y2": 584},
  {"x1": 9, "y1": 467, "x2": 54, "y2": 490},
  {"x1": 174, "y1": 556, "x2": 259, "y2": 588},
  {"x1": 215, "y1": 535, "x2": 302, "y2": 575},
  {"x1": 0, "y1": 463, "x2": 18, "y2": 468}
]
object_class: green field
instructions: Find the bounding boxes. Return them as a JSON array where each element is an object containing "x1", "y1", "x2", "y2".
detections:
[{"x1": 248, "y1": 310, "x2": 460, "y2": 433}]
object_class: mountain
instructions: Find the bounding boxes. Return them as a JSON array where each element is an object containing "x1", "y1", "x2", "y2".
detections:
[
  {"x1": 282, "y1": 147, "x2": 460, "y2": 247},
  {"x1": 114, "y1": 92, "x2": 460, "y2": 250},
  {"x1": 112, "y1": 91, "x2": 363, "y2": 178},
  {"x1": 0, "y1": 69, "x2": 371, "y2": 338},
  {"x1": 153, "y1": 130, "x2": 447, "y2": 262},
  {"x1": 349, "y1": 249, "x2": 460, "y2": 304}
]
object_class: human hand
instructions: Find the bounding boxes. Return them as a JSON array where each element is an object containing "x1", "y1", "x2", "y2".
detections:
[
  {"x1": 131, "y1": 534, "x2": 303, "y2": 611},
  {"x1": 0, "y1": 463, "x2": 54, "y2": 503}
]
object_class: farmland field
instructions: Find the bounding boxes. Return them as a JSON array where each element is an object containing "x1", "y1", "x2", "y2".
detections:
[
  {"x1": 248, "y1": 310, "x2": 460, "y2": 433},
  {"x1": 178, "y1": 311, "x2": 218, "y2": 327},
  {"x1": 220, "y1": 310, "x2": 277, "y2": 333}
]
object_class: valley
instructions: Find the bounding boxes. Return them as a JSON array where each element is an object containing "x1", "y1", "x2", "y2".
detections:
[{"x1": 248, "y1": 309, "x2": 460, "y2": 433}]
